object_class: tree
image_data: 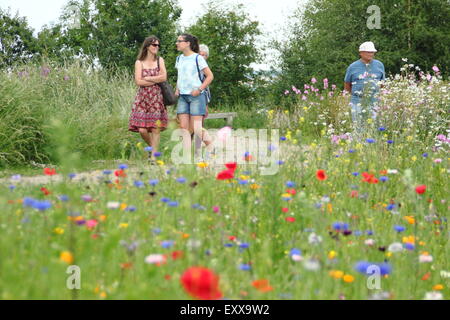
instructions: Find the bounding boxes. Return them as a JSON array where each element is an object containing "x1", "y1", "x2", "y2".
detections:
[
  {"x1": 279, "y1": 0, "x2": 450, "y2": 91},
  {"x1": 38, "y1": 0, "x2": 182, "y2": 77},
  {"x1": 187, "y1": 1, "x2": 262, "y2": 105},
  {"x1": 0, "y1": 8, "x2": 40, "y2": 68}
]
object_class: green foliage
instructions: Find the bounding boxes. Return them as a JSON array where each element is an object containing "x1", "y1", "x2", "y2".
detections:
[
  {"x1": 36, "y1": 0, "x2": 182, "y2": 79},
  {"x1": 0, "y1": 8, "x2": 40, "y2": 68},
  {"x1": 279, "y1": 0, "x2": 450, "y2": 92},
  {"x1": 187, "y1": 2, "x2": 262, "y2": 105}
]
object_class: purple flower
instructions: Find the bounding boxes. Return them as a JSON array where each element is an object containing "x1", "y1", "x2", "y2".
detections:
[
  {"x1": 153, "y1": 152, "x2": 162, "y2": 157},
  {"x1": 366, "y1": 138, "x2": 376, "y2": 143},
  {"x1": 394, "y1": 225, "x2": 406, "y2": 232},
  {"x1": 380, "y1": 176, "x2": 388, "y2": 182}
]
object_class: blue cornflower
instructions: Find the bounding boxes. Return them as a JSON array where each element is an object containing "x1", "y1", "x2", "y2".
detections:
[
  {"x1": 422, "y1": 153, "x2": 428, "y2": 157},
  {"x1": 134, "y1": 180, "x2": 144, "y2": 188},
  {"x1": 394, "y1": 225, "x2": 406, "y2": 232},
  {"x1": 103, "y1": 170, "x2": 112, "y2": 175},
  {"x1": 32, "y1": 200, "x2": 52, "y2": 211},
  {"x1": 9, "y1": 185, "x2": 15, "y2": 191},
  {"x1": 152, "y1": 228, "x2": 161, "y2": 235},
  {"x1": 387, "y1": 140, "x2": 394, "y2": 144},
  {"x1": 380, "y1": 176, "x2": 388, "y2": 182},
  {"x1": 286, "y1": 181, "x2": 295, "y2": 188},
  {"x1": 290, "y1": 248, "x2": 302, "y2": 256},
  {"x1": 378, "y1": 127, "x2": 386, "y2": 131},
  {"x1": 68, "y1": 173, "x2": 76, "y2": 179},
  {"x1": 224, "y1": 243, "x2": 234, "y2": 248},
  {"x1": 58, "y1": 195, "x2": 69, "y2": 202},
  {"x1": 366, "y1": 138, "x2": 376, "y2": 143},
  {"x1": 386, "y1": 204, "x2": 395, "y2": 211},
  {"x1": 239, "y1": 263, "x2": 251, "y2": 271},
  {"x1": 280, "y1": 136, "x2": 287, "y2": 141},
  {"x1": 153, "y1": 152, "x2": 162, "y2": 157},
  {"x1": 118, "y1": 163, "x2": 128, "y2": 170},
  {"x1": 176, "y1": 177, "x2": 186, "y2": 183},
  {"x1": 238, "y1": 179, "x2": 248, "y2": 185},
  {"x1": 149, "y1": 179, "x2": 159, "y2": 186},
  {"x1": 125, "y1": 206, "x2": 136, "y2": 212},
  {"x1": 404, "y1": 243, "x2": 415, "y2": 251},
  {"x1": 160, "y1": 197, "x2": 170, "y2": 203},
  {"x1": 23, "y1": 197, "x2": 36, "y2": 207},
  {"x1": 239, "y1": 243, "x2": 250, "y2": 249},
  {"x1": 161, "y1": 240, "x2": 174, "y2": 248},
  {"x1": 144, "y1": 146, "x2": 153, "y2": 152},
  {"x1": 348, "y1": 149, "x2": 356, "y2": 153},
  {"x1": 352, "y1": 172, "x2": 359, "y2": 176},
  {"x1": 167, "y1": 201, "x2": 179, "y2": 207}
]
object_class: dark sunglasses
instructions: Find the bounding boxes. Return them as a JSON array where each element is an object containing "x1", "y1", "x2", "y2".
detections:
[
  {"x1": 149, "y1": 43, "x2": 160, "y2": 48},
  {"x1": 176, "y1": 40, "x2": 188, "y2": 43}
]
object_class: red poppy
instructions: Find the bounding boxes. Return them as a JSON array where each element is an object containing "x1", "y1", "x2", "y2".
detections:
[
  {"x1": 180, "y1": 267, "x2": 223, "y2": 300},
  {"x1": 316, "y1": 169, "x2": 327, "y2": 181},
  {"x1": 362, "y1": 172, "x2": 379, "y2": 184},
  {"x1": 252, "y1": 279, "x2": 273, "y2": 292},
  {"x1": 171, "y1": 250, "x2": 184, "y2": 260},
  {"x1": 225, "y1": 162, "x2": 237, "y2": 171},
  {"x1": 281, "y1": 207, "x2": 289, "y2": 213},
  {"x1": 415, "y1": 185, "x2": 426, "y2": 194},
  {"x1": 350, "y1": 190, "x2": 358, "y2": 198},
  {"x1": 286, "y1": 188, "x2": 296, "y2": 195},
  {"x1": 114, "y1": 169, "x2": 127, "y2": 177},
  {"x1": 40, "y1": 187, "x2": 51, "y2": 195},
  {"x1": 216, "y1": 169, "x2": 234, "y2": 180},
  {"x1": 285, "y1": 217, "x2": 296, "y2": 222},
  {"x1": 228, "y1": 236, "x2": 236, "y2": 241},
  {"x1": 43, "y1": 168, "x2": 56, "y2": 176}
]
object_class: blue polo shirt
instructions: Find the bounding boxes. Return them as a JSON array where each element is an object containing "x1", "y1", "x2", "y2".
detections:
[{"x1": 344, "y1": 59, "x2": 385, "y2": 104}]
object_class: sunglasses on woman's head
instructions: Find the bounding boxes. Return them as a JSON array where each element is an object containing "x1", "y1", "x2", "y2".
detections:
[{"x1": 176, "y1": 40, "x2": 188, "y2": 43}]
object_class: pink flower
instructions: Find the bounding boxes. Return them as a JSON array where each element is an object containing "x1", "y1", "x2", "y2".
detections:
[
  {"x1": 284, "y1": 90, "x2": 289, "y2": 95},
  {"x1": 86, "y1": 219, "x2": 98, "y2": 229},
  {"x1": 432, "y1": 66, "x2": 440, "y2": 73},
  {"x1": 311, "y1": 77, "x2": 317, "y2": 84},
  {"x1": 212, "y1": 206, "x2": 220, "y2": 213}
]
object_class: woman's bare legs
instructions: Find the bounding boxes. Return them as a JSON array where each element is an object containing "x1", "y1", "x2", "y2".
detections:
[
  {"x1": 190, "y1": 115, "x2": 213, "y2": 158},
  {"x1": 149, "y1": 127, "x2": 160, "y2": 159},
  {"x1": 138, "y1": 128, "x2": 153, "y2": 147},
  {"x1": 178, "y1": 114, "x2": 192, "y2": 156}
]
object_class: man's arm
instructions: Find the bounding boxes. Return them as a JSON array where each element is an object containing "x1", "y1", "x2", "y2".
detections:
[{"x1": 344, "y1": 82, "x2": 352, "y2": 94}]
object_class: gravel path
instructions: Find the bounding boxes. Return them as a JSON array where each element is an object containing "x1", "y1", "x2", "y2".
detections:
[{"x1": 1, "y1": 132, "x2": 314, "y2": 186}]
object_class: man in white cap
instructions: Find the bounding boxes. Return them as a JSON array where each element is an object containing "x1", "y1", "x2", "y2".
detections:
[{"x1": 344, "y1": 41, "x2": 385, "y2": 134}]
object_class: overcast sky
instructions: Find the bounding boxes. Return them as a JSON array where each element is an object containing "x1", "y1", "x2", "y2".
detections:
[{"x1": 0, "y1": 0, "x2": 306, "y2": 69}]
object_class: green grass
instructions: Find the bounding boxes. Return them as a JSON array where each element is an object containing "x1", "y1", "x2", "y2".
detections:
[
  {"x1": 0, "y1": 129, "x2": 448, "y2": 299},
  {"x1": 0, "y1": 62, "x2": 448, "y2": 300}
]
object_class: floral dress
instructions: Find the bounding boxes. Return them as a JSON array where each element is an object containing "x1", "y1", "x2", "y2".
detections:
[{"x1": 128, "y1": 67, "x2": 168, "y2": 132}]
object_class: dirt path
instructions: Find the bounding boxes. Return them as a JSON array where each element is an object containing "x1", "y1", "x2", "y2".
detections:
[{"x1": 1, "y1": 133, "x2": 313, "y2": 186}]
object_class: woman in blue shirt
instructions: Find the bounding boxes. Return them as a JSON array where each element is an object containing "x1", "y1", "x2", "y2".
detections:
[{"x1": 175, "y1": 33, "x2": 214, "y2": 159}]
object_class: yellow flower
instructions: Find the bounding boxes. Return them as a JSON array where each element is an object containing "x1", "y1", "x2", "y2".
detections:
[
  {"x1": 182, "y1": 233, "x2": 190, "y2": 239},
  {"x1": 329, "y1": 270, "x2": 344, "y2": 279},
  {"x1": 157, "y1": 160, "x2": 165, "y2": 166},
  {"x1": 60, "y1": 251, "x2": 74, "y2": 264},
  {"x1": 404, "y1": 216, "x2": 415, "y2": 224},
  {"x1": 343, "y1": 274, "x2": 355, "y2": 283},
  {"x1": 54, "y1": 227, "x2": 64, "y2": 235},
  {"x1": 120, "y1": 203, "x2": 127, "y2": 211},
  {"x1": 197, "y1": 162, "x2": 208, "y2": 168},
  {"x1": 328, "y1": 250, "x2": 337, "y2": 259},
  {"x1": 432, "y1": 284, "x2": 444, "y2": 291},
  {"x1": 250, "y1": 184, "x2": 261, "y2": 190},
  {"x1": 402, "y1": 235, "x2": 415, "y2": 244},
  {"x1": 119, "y1": 223, "x2": 129, "y2": 229},
  {"x1": 367, "y1": 118, "x2": 373, "y2": 124},
  {"x1": 299, "y1": 117, "x2": 305, "y2": 122},
  {"x1": 100, "y1": 291, "x2": 107, "y2": 299},
  {"x1": 411, "y1": 156, "x2": 417, "y2": 162}
]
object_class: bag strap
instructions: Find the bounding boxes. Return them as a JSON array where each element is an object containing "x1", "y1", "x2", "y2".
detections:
[
  {"x1": 157, "y1": 56, "x2": 160, "y2": 70},
  {"x1": 195, "y1": 54, "x2": 205, "y2": 82}
]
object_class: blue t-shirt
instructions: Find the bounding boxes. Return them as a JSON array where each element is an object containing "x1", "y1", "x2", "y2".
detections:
[
  {"x1": 175, "y1": 53, "x2": 208, "y2": 95},
  {"x1": 344, "y1": 59, "x2": 385, "y2": 104}
]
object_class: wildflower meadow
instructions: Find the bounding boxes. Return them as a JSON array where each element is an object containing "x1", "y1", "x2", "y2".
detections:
[{"x1": 0, "y1": 60, "x2": 448, "y2": 301}]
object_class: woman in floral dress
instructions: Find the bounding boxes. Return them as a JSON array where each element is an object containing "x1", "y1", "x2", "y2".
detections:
[{"x1": 129, "y1": 36, "x2": 168, "y2": 163}]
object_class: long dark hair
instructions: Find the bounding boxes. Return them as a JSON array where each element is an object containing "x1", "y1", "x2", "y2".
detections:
[
  {"x1": 137, "y1": 36, "x2": 160, "y2": 61},
  {"x1": 180, "y1": 33, "x2": 199, "y2": 53}
]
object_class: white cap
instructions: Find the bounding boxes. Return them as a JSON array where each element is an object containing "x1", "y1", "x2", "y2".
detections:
[{"x1": 359, "y1": 41, "x2": 377, "y2": 52}]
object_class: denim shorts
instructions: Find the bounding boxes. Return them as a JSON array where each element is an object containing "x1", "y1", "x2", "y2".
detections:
[{"x1": 177, "y1": 93, "x2": 207, "y2": 116}]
